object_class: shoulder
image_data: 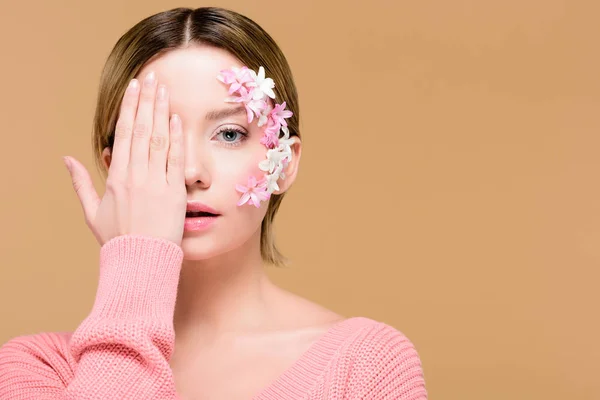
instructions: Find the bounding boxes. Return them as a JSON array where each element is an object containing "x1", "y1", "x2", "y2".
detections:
[
  {"x1": 332, "y1": 317, "x2": 428, "y2": 399},
  {"x1": 0, "y1": 331, "x2": 76, "y2": 395}
]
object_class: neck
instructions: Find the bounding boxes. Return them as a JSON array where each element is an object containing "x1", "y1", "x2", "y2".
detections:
[{"x1": 173, "y1": 228, "x2": 277, "y2": 344}]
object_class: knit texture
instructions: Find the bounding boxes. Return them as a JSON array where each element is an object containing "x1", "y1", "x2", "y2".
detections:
[{"x1": 0, "y1": 235, "x2": 427, "y2": 399}]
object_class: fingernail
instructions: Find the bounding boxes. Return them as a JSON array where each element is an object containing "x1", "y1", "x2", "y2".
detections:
[
  {"x1": 63, "y1": 156, "x2": 72, "y2": 172},
  {"x1": 144, "y1": 71, "x2": 156, "y2": 87}
]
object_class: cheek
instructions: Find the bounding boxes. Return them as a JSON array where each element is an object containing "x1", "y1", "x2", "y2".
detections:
[{"x1": 215, "y1": 145, "x2": 267, "y2": 191}]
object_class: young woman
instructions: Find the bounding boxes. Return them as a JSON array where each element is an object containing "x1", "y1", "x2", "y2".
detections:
[{"x1": 0, "y1": 7, "x2": 427, "y2": 399}]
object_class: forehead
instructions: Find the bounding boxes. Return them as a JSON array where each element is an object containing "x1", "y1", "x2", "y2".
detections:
[{"x1": 135, "y1": 44, "x2": 243, "y2": 111}]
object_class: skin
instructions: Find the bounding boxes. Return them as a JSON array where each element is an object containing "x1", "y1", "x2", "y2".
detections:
[{"x1": 100, "y1": 44, "x2": 345, "y2": 398}]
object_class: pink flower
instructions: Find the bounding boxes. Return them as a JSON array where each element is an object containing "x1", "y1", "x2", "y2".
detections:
[
  {"x1": 226, "y1": 86, "x2": 266, "y2": 124},
  {"x1": 270, "y1": 102, "x2": 293, "y2": 127},
  {"x1": 236, "y1": 176, "x2": 270, "y2": 207},
  {"x1": 260, "y1": 130, "x2": 279, "y2": 149},
  {"x1": 260, "y1": 115, "x2": 281, "y2": 148},
  {"x1": 217, "y1": 66, "x2": 253, "y2": 95}
]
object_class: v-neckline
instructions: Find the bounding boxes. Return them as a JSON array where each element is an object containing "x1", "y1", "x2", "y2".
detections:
[{"x1": 251, "y1": 316, "x2": 374, "y2": 400}]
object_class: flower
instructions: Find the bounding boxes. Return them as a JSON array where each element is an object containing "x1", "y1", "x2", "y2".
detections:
[
  {"x1": 257, "y1": 104, "x2": 273, "y2": 127},
  {"x1": 248, "y1": 66, "x2": 276, "y2": 100},
  {"x1": 260, "y1": 129, "x2": 279, "y2": 149},
  {"x1": 265, "y1": 172, "x2": 281, "y2": 192},
  {"x1": 217, "y1": 66, "x2": 253, "y2": 95},
  {"x1": 225, "y1": 86, "x2": 266, "y2": 124},
  {"x1": 259, "y1": 146, "x2": 291, "y2": 174},
  {"x1": 277, "y1": 138, "x2": 294, "y2": 163},
  {"x1": 236, "y1": 176, "x2": 270, "y2": 208},
  {"x1": 259, "y1": 116, "x2": 281, "y2": 148},
  {"x1": 270, "y1": 102, "x2": 293, "y2": 127}
]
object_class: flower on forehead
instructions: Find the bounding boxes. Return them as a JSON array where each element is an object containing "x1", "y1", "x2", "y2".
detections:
[
  {"x1": 217, "y1": 66, "x2": 253, "y2": 95},
  {"x1": 247, "y1": 66, "x2": 276, "y2": 100},
  {"x1": 236, "y1": 176, "x2": 270, "y2": 208}
]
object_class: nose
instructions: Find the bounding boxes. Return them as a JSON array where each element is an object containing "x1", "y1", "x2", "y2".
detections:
[{"x1": 183, "y1": 131, "x2": 211, "y2": 189}]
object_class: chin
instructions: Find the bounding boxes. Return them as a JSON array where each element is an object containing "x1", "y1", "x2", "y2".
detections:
[
  {"x1": 179, "y1": 228, "x2": 255, "y2": 261},
  {"x1": 180, "y1": 233, "x2": 228, "y2": 260}
]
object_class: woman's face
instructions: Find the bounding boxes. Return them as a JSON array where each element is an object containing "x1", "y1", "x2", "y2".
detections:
[{"x1": 104, "y1": 44, "x2": 298, "y2": 260}]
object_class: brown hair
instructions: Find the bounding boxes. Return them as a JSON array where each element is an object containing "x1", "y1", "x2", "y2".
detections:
[{"x1": 91, "y1": 7, "x2": 299, "y2": 267}]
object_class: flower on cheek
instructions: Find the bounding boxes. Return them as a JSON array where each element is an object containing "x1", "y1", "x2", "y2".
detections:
[{"x1": 235, "y1": 176, "x2": 270, "y2": 208}]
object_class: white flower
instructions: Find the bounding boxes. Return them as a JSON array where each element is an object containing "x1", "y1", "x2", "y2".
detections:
[
  {"x1": 248, "y1": 66, "x2": 276, "y2": 100},
  {"x1": 265, "y1": 172, "x2": 281, "y2": 193},
  {"x1": 259, "y1": 147, "x2": 291, "y2": 173},
  {"x1": 257, "y1": 104, "x2": 273, "y2": 127},
  {"x1": 276, "y1": 139, "x2": 294, "y2": 163}
]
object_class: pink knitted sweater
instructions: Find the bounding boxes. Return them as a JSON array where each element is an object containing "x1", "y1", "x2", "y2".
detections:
[{"x1": 0, "y1": 235, "x2": 427, "y2": 399}]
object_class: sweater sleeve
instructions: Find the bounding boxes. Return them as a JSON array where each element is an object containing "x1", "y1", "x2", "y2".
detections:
[
  {"x1": 344, "y1": 322, "x2": 428, "y2": 400},
  {"x1": 0, "y1": 234, "x2": 184, "y2": 400}
]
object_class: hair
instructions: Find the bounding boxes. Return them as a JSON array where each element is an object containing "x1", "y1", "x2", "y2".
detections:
[{"x1": 91, "y1": 7, "x2": 299, "y2": 267}]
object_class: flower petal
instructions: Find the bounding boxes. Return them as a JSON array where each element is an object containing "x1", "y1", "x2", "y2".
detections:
[
  {"x1": 249, "y1": 192, "x2": 260, "y2": 207},
  {"x1": 259, "y1": 159, "x2": 271, "y2": 172},
  {"x1": 238, "y1": 191, "x2": 251, "y2": 206},
  {"x1": 248, "y1": 175, "x2": 257, "y2": 187}
]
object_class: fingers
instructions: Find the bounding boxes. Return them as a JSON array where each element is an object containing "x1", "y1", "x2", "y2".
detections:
[
  {"x1": 109, "y1": 79, "x2": 140, "y2": 179},
  {"x1": 148, "y1": 84, "x2": 170, "y2": 177},
  {"x1": 64, "y1": 156, "x2": 101, "y2": 223},
  {"x1": 166, "y1": 114, "x2": 185, "y2": 186},
  {"x1": 130, "y1": 71, "x2": 158, "y2": 181}
]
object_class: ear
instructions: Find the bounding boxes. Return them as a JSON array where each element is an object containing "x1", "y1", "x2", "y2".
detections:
[
  {"x1": 101, "y1": 147, "x2": 112, "y2": 171},
  {"x1": 274, "y1": 136, "x2": 302, "y2": 195}
]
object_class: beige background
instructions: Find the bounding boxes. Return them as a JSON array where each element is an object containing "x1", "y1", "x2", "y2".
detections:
[{"x1": 1, "y1": 1, "x2": 599, "y2": 399}]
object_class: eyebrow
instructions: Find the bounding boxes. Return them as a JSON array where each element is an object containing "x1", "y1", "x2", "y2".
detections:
[{"x1": 205, "y1": 105, "x2": 246, "y2": 121}]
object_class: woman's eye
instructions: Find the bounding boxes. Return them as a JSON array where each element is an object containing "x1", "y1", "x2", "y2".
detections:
[
  {"x1": 222, "y1": 130, "x2": 240, "y2": 141},
  {"x1": 215, "y1": 128, "x2": 248, "y2": 146}
]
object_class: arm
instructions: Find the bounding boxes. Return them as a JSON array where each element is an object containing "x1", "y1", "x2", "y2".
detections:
[{"x1": 0, "y1": 235, "x2": 184, "y2": 400}]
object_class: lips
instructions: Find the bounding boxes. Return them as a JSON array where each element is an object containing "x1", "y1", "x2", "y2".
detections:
[
  {"x1": 185, "y1": 211, "x2": 219, "y2": 218},
  {"x1": 185, "y1": 201, "x2": 221, "y2": 218}
]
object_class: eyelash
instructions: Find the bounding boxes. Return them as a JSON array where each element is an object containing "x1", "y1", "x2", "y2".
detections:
[{"x1": 213, "y1": 126, "x2": 249, "y2": 148}]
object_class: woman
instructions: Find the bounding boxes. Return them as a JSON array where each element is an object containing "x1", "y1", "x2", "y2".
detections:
[{"x1": 0, "y1": 7, "x2": 427, "y2": 399}]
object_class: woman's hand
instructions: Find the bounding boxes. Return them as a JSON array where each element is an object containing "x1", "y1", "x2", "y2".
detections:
[{"x1": 63, "y1": 71, "x2": 187, "y2": 247}]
